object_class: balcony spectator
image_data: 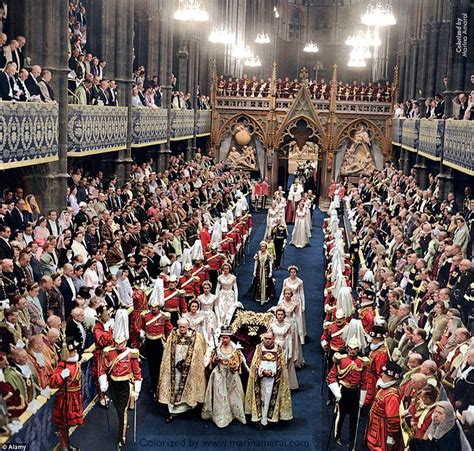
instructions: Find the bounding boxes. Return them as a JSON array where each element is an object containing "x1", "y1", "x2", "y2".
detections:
[
  {"x1": 154, "y1": 86, "x2": 162, "y2": 107},
  {"x1": 76, "y1": 5, "x2": 87, "y2": 27},
  {"x1": 84, "y1": 52, "x2": 93, "y2": 75},
  {"x1": 74, "y1": 79, "x2": 93, "y2": 105},
  {"x1": 0, "y1": 61, "x2": 20, "y2": 100},
  {"x1": 38, "y1": 70, "x2": 55, "y2": 103},
  {"x1": 131, "y1": 86, "x2": 143, "y2": 108},
  {"x1": 144, "y1": 87, "x2": 158, "y2": 109},
  {"x1": 3, "y1": 39, "x2": 20, "y2": 71},
  {"x1": 96, "y1": 79, "x2": 110, "y2": 106},
  {"x1": 16, "y1": 68, "x2": 31, "y2": 101},
  {"x1": 98, "y1": 60, "x2": 106, "y2": 79},
  {"x1": 16, "y1": 35, "x2": 26, "y2": 68},
  {"x1": 184, "y1": 93, "x2": 192, "y2": 109},
  {"x1": 25, "y1": 65, "x2": 42, "y2": 97},
  {"x1": 463, "y1": 91, "x2": 474, "y2": 120},
  {"x1": 0, "y1": 32, "x2": 6, "y2": 67},
  {"x1": 136, "y1": 82, "x2": 146, "y2": 106},
  {"x1": 434, "y1": 94, "x2": 445, "y2": 119},
  {"x1": 107, "y1": 80, "x2": 118, "y2": 106},
  {"x1": 0, "y1": 2, "x2": 6, "y2": 34},
  {"x1": 90, "y1": 57, "x2": 100, "y2": 77}
]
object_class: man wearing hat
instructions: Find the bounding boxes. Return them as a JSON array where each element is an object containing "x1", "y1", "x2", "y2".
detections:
[
  {"x1": 140, "y1": 298, "x2": 172, "y2": 397},
  {"x1": 364, "y1": 324, "x2": 390, "y2": 407},
  {"x1": 204, "y1": 243, "x2": 225, "y2": 291},
  {"x1": 327, "y1": 337, "x2": 369, "y2": 447},
  {"x1": 163, "y1": 275, "x2": 187, "y2": 327},
  {"x1": 158, "y1": 255, "x2": 171, "y2": 289},
  {"x1": 99, "y1": 310, "x2": 142, "y2": 449},
  {"x1": 321, "y1": 309, "x2": 348, "y2": 361},
  {"x1": 158, "y1": 317, "x2": 206, "y2": 423},
  {"x1": 93, "y1": 305, "x2": 114, "y2": 407},
  {"x1": 245, "y1": 331, "x2": 293, "y2": 429},
  {"x1": 270, "y1": 218, "x2": 288, "y2": 270},
  {"x1": 179, "y1": 263, "x2": 200, "y2": 302},
  {"x1": 0, "y1": 342, "x2": 26, "y2": 418},
  {"x1": 365, "y1": 361, "x2": 402, "y2": 450},
  {"x1": 191, "y1": 257, "x2": 210, "y2": 292},
  {"x1": 359, "y1": 288, "x2": 376, "y2": 334},
  {"x1": 49, "y1": 337, "x2": 83, "y2": 451}
]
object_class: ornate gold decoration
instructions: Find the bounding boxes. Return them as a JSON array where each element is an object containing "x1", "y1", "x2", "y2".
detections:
[{"x1": 230, "y1": 310, "x2": 274, "y2": 335}]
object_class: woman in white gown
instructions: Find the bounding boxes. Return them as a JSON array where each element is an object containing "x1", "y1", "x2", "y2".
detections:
[
  {"x1": 271, "y1": 308, "x2": 299, "y2": 390},
  {"x1": 183, "y1": 299, "x2": 206, "y2": 336},
  {"x1": 264, "y1": 201, "x2": 280, "y2": 239},
  {"x1": 201, "y1": 327, "x2": 246, "y2": 428},
  {"x1": 279, "y1": 265, "x2": 307, "y2": 342},
  {"x1": 197, "y1": 281, "x2": 218, "y2": 348},
  {"x1": 277, "y1": 287, "x2": 304, "y2": 367},
  {"x1": 290, "y1": 202, "x2": 310, "y2": 248},
  {"x1": 303, "y1": 194, "x2": 313, "y2": 238},
  {"x1": 215, "y1": 263, "x2": 242, "y2": 326}
]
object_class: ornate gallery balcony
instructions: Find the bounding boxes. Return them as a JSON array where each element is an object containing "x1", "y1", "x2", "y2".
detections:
[
  {"x1": 215, "y1": 95, "x2": 391, "y2": 115},
  {"x1": 0, "y1": 102, "x2": 211, "y2": 168},
  {"x1": 392, "y1": 118, "x2": 474, "y2": 175}
]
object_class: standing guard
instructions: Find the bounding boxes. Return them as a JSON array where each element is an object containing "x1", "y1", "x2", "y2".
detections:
[{"x1": 270, "y1": 218, "x2": 287, "y2": 270}]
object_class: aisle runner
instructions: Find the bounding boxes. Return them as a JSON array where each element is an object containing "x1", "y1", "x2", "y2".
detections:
[{"x1": 73, "y1": 210, "x2": 326, "y2": 451}]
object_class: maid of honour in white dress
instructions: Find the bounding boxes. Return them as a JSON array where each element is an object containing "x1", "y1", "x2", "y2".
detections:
[
  {"x1": 215, "y1": 262, "x2": 243, "y2": 326},
  {"x1": 290, "y1": 202, "x2": 310, "y2": 248},
  {"x1": 279, "y1": 265, "x2": 307, "y2": 343},
  {"x1": 196, "y1": 281, "x2": 219, "y2": 348}
]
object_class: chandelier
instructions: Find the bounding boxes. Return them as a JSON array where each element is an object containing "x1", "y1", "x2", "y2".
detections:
[
  {"x1": 232, "y1": 43, "x2": 253, "y2": 59},
  {"x1": 303, "y1": 41, "x2": 319, "y2": 53},
  {"x1": 208, "y1": 26, "x2": 235, "y2": 44},
  {"x1": 345, "y1": 29, "x2": 381, "y2": 48},
  {"x1": 348, "y1": 48, "x2": 368, "y2": 67},
  {"x1": 348, "y1": 57, "x2": 367, "y2": 68},
  {"x1": 174, "y1": 0, "x2": 209, "y2": 22},
  {"x1": 255, "y1": 33, "x2": 271, "y2": 44},
  {"x1": 244, "y1": 55, "x2": 262, "y2": 67},
  {"x1": 274, "y1": 6, "x2": 280, "y2": 19},
  {"x1": 361, "y1": 2, "x2": 396, "y2": 27}
]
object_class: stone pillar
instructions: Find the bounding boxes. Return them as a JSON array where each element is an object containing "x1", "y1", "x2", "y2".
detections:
[
  {"x1": 19, "y1": 0, "x2": 69, "y2": 212},
  {"x1": 438, "y1": 166, "x2": 454, "y2": 201},
  {"x1": 403, "y1": 149, "x2": 411, "y2": 176},
  {"x1": 407, "y1": 39, "x2": 419, "y2": 100},
  {"x1": 398, "y1": 145, "x2": 406, "y2": 170},
  {"x1": 426, "y1": 22, "x2": 441, "y2": 98},
  {"x1": 418, "y1": 23, "x2": 431, "y2": 107},
  {"x1": 113, "y1": 0, "x2": 134, "y2": 182},
  {"x1": 413, "y1": 154, "x2": 428, "y2": 189},
  {"x1": 159, "y1": 85, "x2": 172, "y2": 172}
]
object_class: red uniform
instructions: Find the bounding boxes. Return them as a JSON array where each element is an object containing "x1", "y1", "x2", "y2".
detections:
[
  {"x1": 50, "y1": 360, "x2": 83, "y2": 428},
  {"x1": 364, "y1": 344, "x2": 389, "y2": 406},
  {"x1": 191, "y1": 263, "x2": 209, "y2": 288},
  {"x1": 163, "y1": 288, "x2": 187, "y2": 327},
  {"x1": 93, "y1": 321, "x2": 114, "y2": 379},
  {"x1": 100, "y1": 346, "x2": 142, "y2": 383},
  {"x1": 220, "y1": 236, "x2": 235, "y2": 256},
  {"x1": 200, "y1": 228, "x2": 211, "y2": 252},
  {"x1": 205, "y1": 250, "x2": 225, "y2": 271},
  {"x1": 359, "y1": 305, "x2": 376, "y2": 334},
  {"x1": 179, "y1": 274, "x2": 201, "y2": 299},
  {"x1": 141, "y1": 311, "x2": 173, "y2": 341},
  {"x1": 130, "y1": 289, "x2": 148, "y2": 349},
  {"x1": 327, "y1": 353, "x2": 368, "y2": 388},
  {"x1": 321, "y1": 321, "x2": 348, "y2": 352},
  {"x1": 366, "y1": 386, "x2": 401, "y2": 450}
]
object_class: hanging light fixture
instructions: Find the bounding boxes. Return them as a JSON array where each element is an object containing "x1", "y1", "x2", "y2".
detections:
[
  {"x1": 232, "y1": 43, "x2": 253, "y2": 59},
  {"x1": 274, "y1": 6, "x2": 280, "y2": 19},
  {"x1": 348, "y1": 57, "x2": 367, "y2": 68},
  {"x1": 345, "y1": 28, "x2": 380, "y2": 48},
  {"x1": 174, "y1": 0, "x2": 209, "y2": 22},
  {"x1": 208, "y1": 26, "x2": 235, "y2": 44},
  {"x1": 244, "y1": 55, "x2": 262, "y2": 67},
  {"x1": 361, "y1": 2, "x2": 396, "y2": 27},
  {"x1": 255, "y1": 33, "x2": 271, "y2": 44},
  {"x1": 303, "y1": 41, "x2": 319, "y2": 53}
]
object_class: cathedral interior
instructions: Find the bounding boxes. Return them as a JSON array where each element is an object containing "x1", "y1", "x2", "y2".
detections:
[{"x1": 0, "y1": 0, "x2": 473, "y2": 450}]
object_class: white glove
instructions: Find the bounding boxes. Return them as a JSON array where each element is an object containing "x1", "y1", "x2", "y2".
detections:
[
  {"x1": 40, "y1": 387, "x2": 52, "y2": 399},
  {"x1": 108, "y1": 318, "x2": 115, "y2": 329},
  {"x1": 387, "y1": 436, "x2": 394, "y2": 446},
  {"x1": 134, "y1": 380, "x2": 142, "y2": 400},
  {"x1": 103, "y1": 321, "x2": 111, "y2": 332},
  {"x1": 140, "y1": 330, "x2": 145, "y2": 340},
  {"x1": 321, "y1": 340, "x2": 328, "y2": 349},
  {"x1": 392, "y1": 348, "x2": 401, "y2": 361},
  {"x1": 99, "y1": 374, "x2": 109, "y2": 393},
  {"x1": 60, "y1": 368, "x2": 70, "y2": 379},
  {"x1": 16, "y1": 339, "x2": 25, "y2": 349},
  {"x1": 359, "y1": 389, "x2": 367, "y2": 407},
  {"x1": 26, "y1": 399, "x2": 41, "y2": 414},
  {"x1": 328, "y1": 382, "x2": 342, "y2": 402}
]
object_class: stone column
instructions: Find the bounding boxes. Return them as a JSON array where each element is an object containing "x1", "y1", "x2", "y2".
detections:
[
  {"x1": 19, "y1": 0, "x2": 69, "y2": 212},
  {"x1": 403, "y1": 149, "x2": 411, "y2": 176},
  {"x1": 413, "y1": 154, "x2": 428, "y2": 189},
  {"x1": 398, "y1": 145, "x2": 406, "y2": 170},
  {"x1": 159, "y1": 85, "x2": 173, "y2": 172},
  {"x1": 113, "y1": 0, "x2": 134, "y2": 182},
  {"x1": 425, "y1": 22, "x2": 441, "y2": 98},
  {"x1": 437, "y1": 166, "x2": 454, "y2": 201},
  {"x1": 418, "y1": 23, "x2": 431, "y2": 107}
]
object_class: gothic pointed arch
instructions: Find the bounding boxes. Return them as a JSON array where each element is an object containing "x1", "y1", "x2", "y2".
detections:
[
  {"x1": 217, "y1": 113, "x2": 267, "y2": 147},
  {"x1": 335, "y1": 118, "x2": 385, "y2": 151}
]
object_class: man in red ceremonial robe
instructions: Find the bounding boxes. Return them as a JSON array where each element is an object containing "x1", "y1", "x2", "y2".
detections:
[
  {"x1": 49, "y1": 337, "x2": 83, "y2": 451},
  {"x1": 365, "y1": 361, "x2": 402, "y2": 451}
]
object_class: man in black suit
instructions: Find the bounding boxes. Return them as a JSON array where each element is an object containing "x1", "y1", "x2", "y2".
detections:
[
  {"x1": 46, "y1": 210, "x2": 60, "y2": 237},
  {"x1": 59, "y1": 263, "x2": 77, "y2": 318},
  {"x1": 65, "y1": 307, "x2": 87, "y2": 354},
  {"x1": 107, "y1": 80, "x2": 118, "y2": 106},
  {"x1": 0, "y1": 225, "x2": 13, "y2": 260},
  {"x1": 97, "y1": 79, "x2": 110, "y2": 106},
  {"x1": 25, "y1": 65, "x2": 42, "y2": 97},
  {"x1": 103, "y1": 279, "x2": 120, "y2": 311},
  {"x1": 6, "y1": 200, "x2": 28, "y2": 232},
  {"x1": 0, "y1": 62, "x2": 21, "y2": 101},
  {"x1": 434, "y1": 94, "x2": 445, "y2": 119}
]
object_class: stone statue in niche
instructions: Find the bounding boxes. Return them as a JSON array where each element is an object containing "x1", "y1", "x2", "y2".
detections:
[{"x1": 339, "y1": 125, "x2": 376, "y2": 177}]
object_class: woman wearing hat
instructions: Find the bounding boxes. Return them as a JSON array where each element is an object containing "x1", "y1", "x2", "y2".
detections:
[
  {"x1": 202, "y1": 326, "x2": 246, "y2": 428},
  {"x1": 197, "y1": 281, "x2": 218, "y2": 348}
]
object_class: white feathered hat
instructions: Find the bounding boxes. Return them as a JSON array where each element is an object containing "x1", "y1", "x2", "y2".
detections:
[{"x1": 113, "y1": 309, "x2": 129, "y2": 344}]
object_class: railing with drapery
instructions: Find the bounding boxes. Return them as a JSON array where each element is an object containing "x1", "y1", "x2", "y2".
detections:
[
  {"x1": 131, "y1": 108, "x2": 168, "y2": 147},
  {"x1": 0, "y1": 101, "x2": 59, "y2": 169},
  {"x1": 171, "y1": 109, "x2": 194, "y2": 140},
  {"x1": 443, "y1": 120, "x2": 474, "y2": 175},
  {"x1": 67, "y1": 105, "x2": 129, "y2": 156},
  {"x1": 392, "y1": 118, "x2": 474, "y2": 175},
  {"x1": 196, "y1": 110, "x2": 211, "y2": 136},
  {"x1": 0, "y1": 105, "x2": 211, "y2": 168},
  {"x1": 400, "y1": 118, "x2": 419, "y2": 153}
]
